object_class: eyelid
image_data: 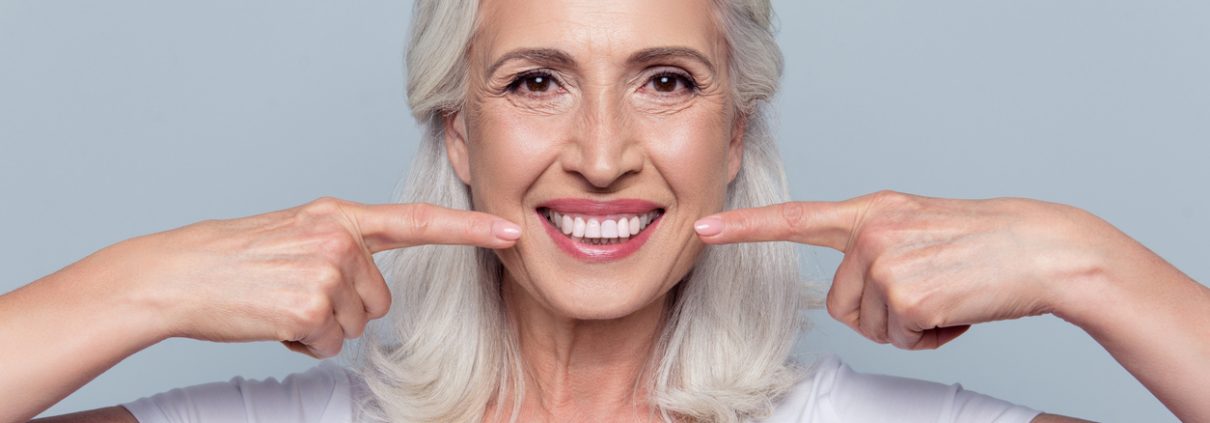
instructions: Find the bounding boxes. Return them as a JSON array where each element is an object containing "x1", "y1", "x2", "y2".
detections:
[
  {"x1": 641, "y1": 68, "x2": 700, "y2": 93},
  {"x1": 506, "y1": 69, "x2": 564, "y2": 92}
]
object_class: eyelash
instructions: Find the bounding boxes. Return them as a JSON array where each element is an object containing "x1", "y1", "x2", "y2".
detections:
[
  {"x1": 504, "y1": 70, "x2": 700, "y2": 96},
  {"x1": 505, "y1": 71, "x2": 560, "y2": 96}
]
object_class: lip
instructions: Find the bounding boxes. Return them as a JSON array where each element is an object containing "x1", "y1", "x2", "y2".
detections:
[{"x1": 535, "y1": 198, "x2": 664, "y2": 263}]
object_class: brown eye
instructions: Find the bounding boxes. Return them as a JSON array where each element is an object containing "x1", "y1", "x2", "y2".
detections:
[
  {"x1": 646, "y1": 72, "x2": 697, "y2": 94},
  {"x1": 507, "y1": 71, "x2": 559, "y2": 96},
  {"x1": 653, "y1": 75, "x2": 678, "y2": 92},
  {"x1": 525, "y1": 75, "x2": 551, "y2": 92}
]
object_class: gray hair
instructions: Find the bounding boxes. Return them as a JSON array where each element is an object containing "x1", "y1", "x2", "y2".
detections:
[{"x1": 344, "y1": 0, "x2": 812, "y2": 421}]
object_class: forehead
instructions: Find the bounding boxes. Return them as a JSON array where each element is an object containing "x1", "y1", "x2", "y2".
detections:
[{"x1": 475, "y1": 0, "x2": 725, "y2": 65}]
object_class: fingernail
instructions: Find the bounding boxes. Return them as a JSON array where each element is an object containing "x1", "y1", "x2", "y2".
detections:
[
  {"x1": 694, "y1": 216, "x2": 723, "y2": 237},
  {"x1": 492, "y1": 221, "x2": 522, "y2": 241}
]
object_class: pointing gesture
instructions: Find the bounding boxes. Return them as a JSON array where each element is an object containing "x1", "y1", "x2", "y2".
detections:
[
  {"x1": 694, "y1": 190, "x2": 1112, "y2": 350},
  {"x1": 108, "y1": 197, "x2": 521, "y2": 359}
]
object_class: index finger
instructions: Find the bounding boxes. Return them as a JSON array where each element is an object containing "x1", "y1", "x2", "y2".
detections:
[
  {"x1": 693, "y1": 200, "x2": 862, "y2": 251},
  {"x1": 347, "y1": 203, "x2": 522, "y2": 253}
]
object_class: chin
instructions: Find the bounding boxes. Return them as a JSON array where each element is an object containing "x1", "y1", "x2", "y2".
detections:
[{"x1": 534, "y1": 272, "x2": 678, "y2": 320}]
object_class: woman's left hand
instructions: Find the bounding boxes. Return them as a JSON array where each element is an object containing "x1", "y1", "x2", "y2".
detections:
[{"x1": 693, "y1": 190, "x2": 1121, "y2": 350}]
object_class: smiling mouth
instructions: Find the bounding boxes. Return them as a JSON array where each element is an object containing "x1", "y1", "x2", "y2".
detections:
[{"x1": 538, "y1": 207, "x2": 665, "y2": 245}]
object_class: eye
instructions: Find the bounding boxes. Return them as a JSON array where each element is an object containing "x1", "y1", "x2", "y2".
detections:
[
  {"x1": 645, "y1": 71, "x2": 698, "y2": 95},
  {"x1": 507, "y1": 71, "x2": 560, "y2": 96}
]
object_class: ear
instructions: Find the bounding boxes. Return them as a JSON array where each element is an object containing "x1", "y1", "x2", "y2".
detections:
[
  {"x1": 726, "y1": 112, "x2": 747, "y2": 183},
  {"x1": 443, "y1": 111, "x2": 473, "y2": 185}
]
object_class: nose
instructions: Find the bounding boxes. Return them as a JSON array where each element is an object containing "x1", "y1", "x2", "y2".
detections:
[{"x1": 561, "y1": 88, "x2": 643, "y2": 189}]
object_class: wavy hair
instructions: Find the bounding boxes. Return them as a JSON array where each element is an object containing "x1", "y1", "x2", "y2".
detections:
[{"x1": 344, "y1": 0, "x2": 813, "y2": 421}]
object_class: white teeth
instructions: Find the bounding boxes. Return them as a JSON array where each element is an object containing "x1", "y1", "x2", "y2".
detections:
[
  {"x1": 601, "y1": 219, "x2": 618, "y2": 238},
  {"x1": 543, "y1": 209, "x2": 663, "y2": 243},
  {"x1": 585, "y1": 219, "x2": 601, "y2": 238},
  {"x1": 561, "y1": 215, "x2": 573, "y2": 235},
  {"x1": 573, "y1": 217, "x2": 586, "y2": 237}
]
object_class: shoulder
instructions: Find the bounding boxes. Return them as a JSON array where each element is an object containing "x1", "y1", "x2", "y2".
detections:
[
  {"x1": 760, "y1": 354, "x2": 1042, "y2": 423},
  {"x1": 120, "y1": 360, "x2": 356, "y2": 423}
]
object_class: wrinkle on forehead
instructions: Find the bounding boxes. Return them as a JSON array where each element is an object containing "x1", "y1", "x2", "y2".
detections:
[{"x1": 470, "y1": 0, "x2": 728, "y2": 82}]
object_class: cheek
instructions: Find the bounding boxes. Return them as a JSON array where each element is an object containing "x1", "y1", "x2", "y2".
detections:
[
  {"x1": 639, "y1": 110, "x2": 734, "y2": 209},
  {"x1": 463, "y1": 109, "x2": 567, "y2": 216}
]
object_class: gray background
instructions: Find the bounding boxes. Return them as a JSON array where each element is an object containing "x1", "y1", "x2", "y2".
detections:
[{"x1": 2, "y1": 0, "x2": 1206, "y2": 421}]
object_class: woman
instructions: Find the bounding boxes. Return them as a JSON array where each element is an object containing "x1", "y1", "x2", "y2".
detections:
[{"x1": 6, "y1": 0, "x2": 1208, "y2": 422}]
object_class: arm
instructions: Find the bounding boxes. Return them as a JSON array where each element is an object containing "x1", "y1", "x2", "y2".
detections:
[
  {"x1": 695, "y1": 190, "x2": 1209, "y2": 421},
  {"x1": 1050, "y1": 220, "x2": 1210, "y2": 423},
  {"x1": 30, "y1": 406, "x2": 137, "y2": 423},
  {"x1": 1031, "y1": 414, "x2": 1094, "y2": 423},
  {"x1": 0, "y1": 239, "x2": 169, "y2": 423},
  {"x1": 3, "y1": 198, "x2": 520, "y2": 422}
]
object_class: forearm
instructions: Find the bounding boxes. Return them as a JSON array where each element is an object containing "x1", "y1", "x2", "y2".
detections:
[
  {"x1": 1055, "y1": 234, "x2": 1210, "y2": 422},
  {"x1": 0, "y1": 241, "x2": 168, "y2": 422}
]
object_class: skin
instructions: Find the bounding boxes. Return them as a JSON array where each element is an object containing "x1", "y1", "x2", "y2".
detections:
[
  {"x1": 5, "y1": 200, "x2": 521, "y2": 423},
  {"x1": 445, "y1": 0, "x2": 741, "y2": 419},
  {"x1": 697, "y1": 192, "x2": 1210, "y2": 422},
  {"x1": 8, "y1": 0, "x2": 1206, "y2": 422}
]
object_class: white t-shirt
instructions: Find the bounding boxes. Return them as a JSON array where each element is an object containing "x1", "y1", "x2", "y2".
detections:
[{"x1": 121, "y1": 354, "x2": 1042, "y2": 422}]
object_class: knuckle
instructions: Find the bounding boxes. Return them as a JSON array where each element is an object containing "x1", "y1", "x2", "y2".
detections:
[
  {"x1": 891, "y1": 292, "x2": 929, "y2": 325},
  {"x1": 276, "y1": 297, "x2": 328, "y2": 340},
  {"x1": 462, "y1": 216, "x2": 484, "y2": 240},
  {"x1": 779, "y1": 202, "x2": 808, "y2": 231},
  {"x1": 882, "y1": 282, "x2": 911, "y2": 310},
  {"x1": 367, "y1": 294, "x2": 392, "y2": 320},
  {"x1": 304, "y1": 197, "x2": 345, "y2": 216},
  {"x1": 825, "y1": 296, "x2": 843, "y2": 320},
  {"x1": 867, "y1": 190, "x2": 921, "y2": 217},
  {"x1": 824, "y1": 289, "x2": 847, "y2": 320},
  {"x1": 881, "y1": 189, "x2": 924, "y2": 211},
  {"x1": 310, "y1": 264, "x2": 344, "y2": 291},
  {"x1": 889, "y1": 332, "x2": 913, "y2": 350},
  {"x1": 276, "y1": 326, "x2": 305, "y2": 343},
  {"x1": 866, "y1": 257, "x2": 900, "y2": 286},
  {"x1": 872, "y1": 189, "x2": 906, "y2": 205},
  {"x1": 294, "y1": 296, "x2": 332, "y2": 326},
  {"x1": 851, "y1": 224, "x2": 888, "y2": 253},
  {"x1": 857, "y1": 318, "x2": 883, "y2": 343},
  {"x1": 315, "y1": 231, "x2": 359, "y2": 260},
  {"x1": 403, "y1": 203, "x2": 435, "y2": 238}
]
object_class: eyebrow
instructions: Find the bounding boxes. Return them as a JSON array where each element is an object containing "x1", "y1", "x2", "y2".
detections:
[
  {"x1": 487, "y1": 48, "x2": 575, "y2": 76},
  {"x1": 627, "y1": 47, "x2": 716, "y2": 74},
  {"x1": 486, "y1": 46, "x2": 716, "y2": 76}
]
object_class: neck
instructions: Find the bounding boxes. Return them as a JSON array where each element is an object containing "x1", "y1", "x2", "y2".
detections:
[{"x1": 493, "y1": 274, "x2": 670, "y2": 422}]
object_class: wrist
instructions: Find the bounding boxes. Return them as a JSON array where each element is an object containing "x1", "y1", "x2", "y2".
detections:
[
  {"x1": 1042, "y1": 208, "x2": 1132, "y2": 328},
  {"x1": 1047, "y1": 253, "x2": 1115, "y2": 329},
  {"x1": 1045, "y1": 214, "x2": 1161, "y2": 333},
  {"x1": 73, "y1": 237, "x2": 178, "y2": 344}
]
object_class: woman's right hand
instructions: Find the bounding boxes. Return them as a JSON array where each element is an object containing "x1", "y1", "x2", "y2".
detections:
[{"x1": 104, "y1": 197, "x2": 521, "y2": 359}]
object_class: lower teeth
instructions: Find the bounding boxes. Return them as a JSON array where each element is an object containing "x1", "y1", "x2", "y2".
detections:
[{"x1": 581, "y1": 237, "x2": 626, "y2": 245}]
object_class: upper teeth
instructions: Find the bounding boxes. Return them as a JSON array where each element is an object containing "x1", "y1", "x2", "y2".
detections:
[{"x1": 543, "y1": 209, "x2": 661, "y2": 240}]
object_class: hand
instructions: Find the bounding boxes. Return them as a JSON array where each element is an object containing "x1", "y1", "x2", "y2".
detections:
[
  {"x1": 105, "y1": 197, "x2": 521, "y2": 358},
  {"x1": 694, "y1": 190, "x2": 1117, "y2": 350}
]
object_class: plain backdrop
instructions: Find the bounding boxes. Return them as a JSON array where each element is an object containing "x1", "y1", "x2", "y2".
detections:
[{"x1": 2, "y1": 0, "x2": 1206, "y2": 421}]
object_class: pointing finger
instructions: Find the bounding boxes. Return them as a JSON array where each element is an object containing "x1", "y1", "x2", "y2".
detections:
[
  {"x1": 347, "y1": 203, "x2": 522, "y2": 253},
  {"x1": 694, "y1": 199, "x2": 864, "y2": 252}
]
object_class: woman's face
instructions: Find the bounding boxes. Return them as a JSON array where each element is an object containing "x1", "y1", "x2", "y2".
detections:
[{"x1": 446, "y1": 0, "x2": 743, "y2": 320}]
